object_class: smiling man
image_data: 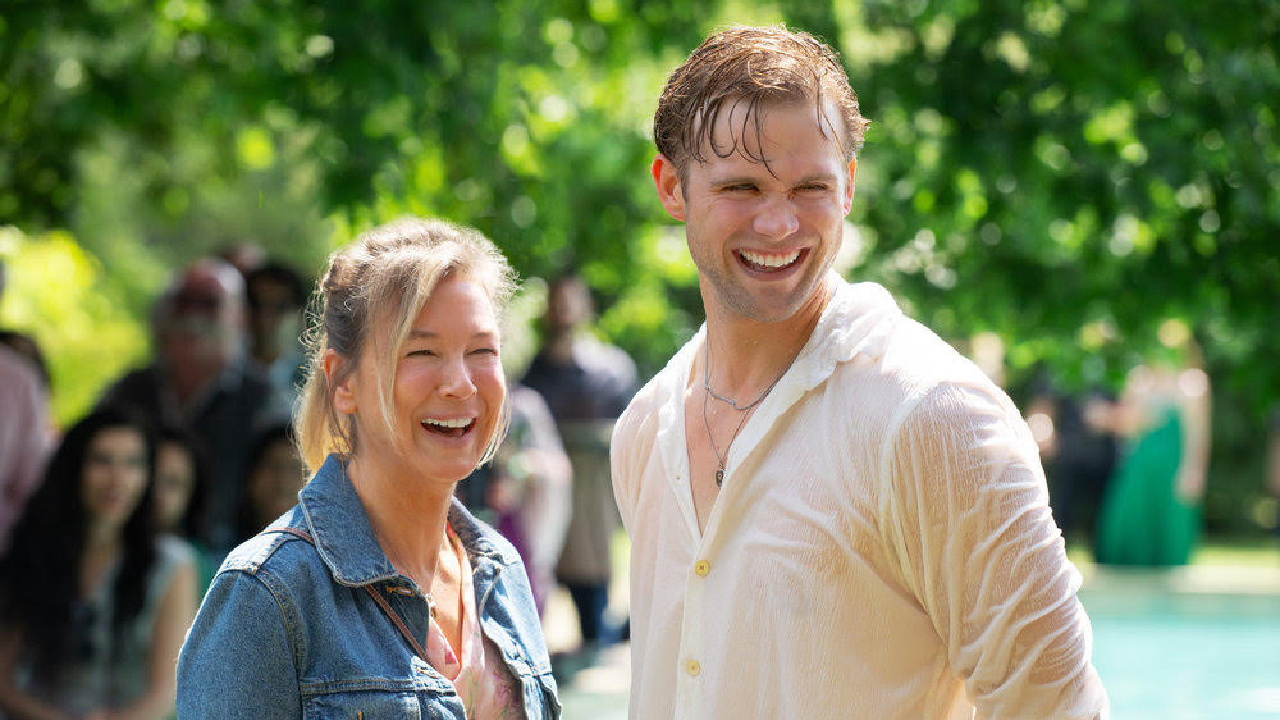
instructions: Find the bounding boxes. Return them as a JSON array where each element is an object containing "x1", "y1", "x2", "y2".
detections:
[{"x1": 610, "y1": 25, "x2": 1109, "y2": 719}]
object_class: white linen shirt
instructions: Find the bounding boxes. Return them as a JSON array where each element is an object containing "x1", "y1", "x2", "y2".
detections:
[{"x1": 611, "y1": 277, "x2": 1108, "y2": 720}]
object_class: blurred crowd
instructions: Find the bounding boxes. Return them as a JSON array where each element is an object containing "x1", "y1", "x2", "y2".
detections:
[{"x1": 0, "y1": 250, "x2": 636, "y2": 719}]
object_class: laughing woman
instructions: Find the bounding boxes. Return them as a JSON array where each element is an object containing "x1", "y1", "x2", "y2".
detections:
[{"x1": 176, "y1": 218, "x2": 560, "y2": 719}]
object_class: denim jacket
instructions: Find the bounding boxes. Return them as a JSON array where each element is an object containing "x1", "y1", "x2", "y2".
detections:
[{"x1": 176, "y1": 454, "x2": 560, "y2": 719}]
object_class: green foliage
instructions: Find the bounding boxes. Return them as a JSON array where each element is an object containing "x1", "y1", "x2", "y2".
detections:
[
  {"x1": 2, "y1": 0, "x2": 1277, "y2": 532},
  {"x1": 0, "y1": 227, "x2": 151, "y2": 425}
]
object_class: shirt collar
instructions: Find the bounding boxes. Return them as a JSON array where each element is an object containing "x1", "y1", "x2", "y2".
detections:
[
  {"x1": 297, "y1": 454, "x2": 520, "y2": 587},
  {"x1": 786, "y1": 274, "x2": 902, "y2": 400},
  {"x1": 652, "y1": 275, "x2": 902, "y2": 496},
  {"x1": 662, "y1": 274, "x2": 902, "y2": 403}
]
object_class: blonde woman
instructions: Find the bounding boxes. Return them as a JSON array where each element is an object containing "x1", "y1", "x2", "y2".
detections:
[{"x1": 177, "y1": 218, "x2": 559, "y2": 719}]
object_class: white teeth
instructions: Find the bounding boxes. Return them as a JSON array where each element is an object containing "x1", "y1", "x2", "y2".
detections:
[
  {"x1": 740, "y1": 249, "x2": 800, "y2": 268},
  {"x1": 424, "y1": 418, "x2": 471, "y2": 429}
]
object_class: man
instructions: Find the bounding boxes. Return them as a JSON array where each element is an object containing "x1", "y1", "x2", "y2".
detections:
[
  {"x1": 522, "y1": 274, "x2": 637, "y2": 652},
  {"x1": 100, "y1": 258, "x2": 290, "y2": 553},
  {"x1": 611, "y1": 26, "x2": 1108, "y2": 719}
]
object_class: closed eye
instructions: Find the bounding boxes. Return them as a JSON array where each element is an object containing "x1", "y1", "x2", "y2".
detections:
[{"x1": 795, "y1": 182, "x2": 832, "y2": 193}]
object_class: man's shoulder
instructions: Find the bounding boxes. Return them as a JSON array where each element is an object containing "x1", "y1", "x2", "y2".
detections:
[
  {"x1": 98, "y1": 364, "x2": 163, "y2": 408},
  {"x1": 615, "y1": 375, "x2": 663, "y2": 444},
  {"x1": 613, "y1": 335, "x2": 694, "y2": 448},
  {"x1": 873, "y1": 314, "x2": 982, "y2": 385}
]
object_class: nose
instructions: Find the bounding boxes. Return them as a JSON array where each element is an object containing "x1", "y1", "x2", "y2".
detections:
[
  {"x1": 438, "y1": 356, "x2": 477, "y2": 398},
  {"x1": 752, "y1": 195, "x2": 800, "y2": 240}
]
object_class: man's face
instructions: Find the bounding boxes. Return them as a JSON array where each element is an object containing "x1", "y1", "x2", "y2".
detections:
[
  {"x1": 545, "y1": 279, "x2": 592, "y2": 334},
  {"x1": 654, "y1": 98, "x2": 855, "y2": 325},
  {"x1": 161, "y1": 266, "x2": 240, "y2": 369}
]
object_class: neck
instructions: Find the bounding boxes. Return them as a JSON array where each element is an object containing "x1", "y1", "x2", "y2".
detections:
[
  {"x1": 169, "y1": 362, "x2": 221, "y2": 406},
  {"x1": 85, "y1": 524, "x2": 122, "y2": 553},
  {"x1": 702, "y1": 281, "x2": 831, "y2": 399},
  {"x1": 346, "y1": 453, "x2": 454, "y2": 588},
  {"x1": 546, "y1": 330, "x2": 578, "y2": 363}
]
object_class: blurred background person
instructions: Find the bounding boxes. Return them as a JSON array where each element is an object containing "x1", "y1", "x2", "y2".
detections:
[
  {"x1": 244, "y1": 260, "x2": 311, "y2": 407},
  {"x1": 0, "y1": 330, "x2": 52, "y2": 395},
  {"x1": 1025, "y1": 371, "x2": 1120, "y2": 551},
  {"x1": 0, "y1": 259, "x2": 52, "y2": 557},
  {"x1": 467, "y1": 383, "x2": 572, "y2": 617},
  {"x1": 98, "y1": 258, "x2": 290, "y2": 555},
  {"x1": 153, "y1": 425, "x2": 217, "y2": 591},
  {"x1": 215, "y1": 242, "x2": 265, "y2": 279},
  {"x1": 522, "y1": 273, "x2": 637, "y2": 653},
  {"x1": 1096, "y1": 327, "x2": 1211, "y2": 566},
  {"x1": 232, "y1": 422, "x2": 306, "y2": 545},
  {"x1": 1268, "y1": 407, "x2": 1280, "y2": 540},
  {"x1": 0, "y1": 406, "x2": 197, "y2": 720}
]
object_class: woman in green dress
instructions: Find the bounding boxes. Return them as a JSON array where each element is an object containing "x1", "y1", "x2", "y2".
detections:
[{"x1": 1096, "y1": 338, "x2": 1211, "y2": 567}]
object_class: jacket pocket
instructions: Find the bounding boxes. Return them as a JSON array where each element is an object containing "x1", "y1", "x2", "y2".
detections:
[{"x1": 304, "y1": 690, "x2": 425, "y2": 720}]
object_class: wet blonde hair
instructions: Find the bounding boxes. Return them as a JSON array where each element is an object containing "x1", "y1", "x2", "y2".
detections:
[
  {"x1": 654, "y1": 25, "x2": 870, "y2": 178},
  {"x1": 295, "y1": 217, "x2": 517, "y2": 473}
]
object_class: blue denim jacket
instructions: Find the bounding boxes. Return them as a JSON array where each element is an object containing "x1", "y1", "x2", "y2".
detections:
[{"x1": 176, "y1": 454, "x2": 560, "y2": 719}]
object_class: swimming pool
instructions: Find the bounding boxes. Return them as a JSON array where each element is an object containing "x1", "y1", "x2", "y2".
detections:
[{"x1": 1081, "y1": 568, "x2": 1280, "y2": 719}]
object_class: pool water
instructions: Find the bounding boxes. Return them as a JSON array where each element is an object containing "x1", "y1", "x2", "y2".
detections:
[{"x1": 1081, "y1": 579, "x2": 1280, "y2": 719}]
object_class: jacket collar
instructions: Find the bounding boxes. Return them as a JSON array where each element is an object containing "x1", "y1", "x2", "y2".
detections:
[{"x1": 296, "y1": 454, "x2": 520, "y2": 587}]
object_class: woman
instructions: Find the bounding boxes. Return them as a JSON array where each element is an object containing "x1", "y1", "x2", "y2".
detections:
[
  {"x1": 177, "y1": 217, "x2": 560, "y2": 719},
  {"x1": 232, "y1": 422, "x2": 306, "y2": 544},
  {"x1": 152, "y1": 425, "x2": 218, "y2": 591},
  {"x1": 0, "y1": 406, "x2": 197, "y2": 720},
  {"x1": 1095, "y1": 334, "x2": 1212, "y2": 566}
]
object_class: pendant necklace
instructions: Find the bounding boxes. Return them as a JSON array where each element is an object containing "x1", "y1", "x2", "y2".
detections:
[{"x1": 701, "y1": 342, "x2": 799, "y2": 488}]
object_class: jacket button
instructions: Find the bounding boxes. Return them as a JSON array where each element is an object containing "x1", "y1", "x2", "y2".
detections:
[
  {"x1": 685, "y1": 659, "x2": 702, "y2": 677},
  {"x1": 694, "y1": 560, "x2": 711, "y2": 577}
]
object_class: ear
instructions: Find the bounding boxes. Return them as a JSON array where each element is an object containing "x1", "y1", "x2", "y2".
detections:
[
  {"x1": 324, "y1": 349, "x2": 358, "y2": 415},
  {"x1": 652, "y1": 154, "x2": 687, "y2": 222},
  {"x1": 842, "y1": 156, "x2": 857, "y2": 216}
]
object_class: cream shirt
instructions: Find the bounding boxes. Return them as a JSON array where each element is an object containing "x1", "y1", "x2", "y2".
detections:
[{"x1": 611, "y1": 277, "x2": 1108, "y2": 720}]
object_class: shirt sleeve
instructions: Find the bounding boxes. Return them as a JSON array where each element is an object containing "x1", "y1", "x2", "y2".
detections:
[
  {"x1": 610, "y1": 388, "x2": 653, "y2": 536},
  {"x1": 882, "y1": 380, "x2": 1108, "y2": 720},
  {"x1": 176, "y1": 568, "x2": 302, "y2": 719}
]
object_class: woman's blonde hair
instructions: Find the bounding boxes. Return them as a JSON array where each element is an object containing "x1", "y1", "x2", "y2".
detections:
[{"x1": 294, "y1": 217, "x2": 517, "y2": 473}]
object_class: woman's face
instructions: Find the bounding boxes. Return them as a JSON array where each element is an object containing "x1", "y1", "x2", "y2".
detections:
[
  {"x1": 249, "y1": 438, "x2": 305, "y2": 526},
  {"x1": 339, "y1": 276, "x2": 507, "y2": 485},
  {"x1": 154, "y1": 441, "x2": 195, "y2": 532},
  {"x1": 81, "y1": 427, "x2": 149, "y2": 532}
]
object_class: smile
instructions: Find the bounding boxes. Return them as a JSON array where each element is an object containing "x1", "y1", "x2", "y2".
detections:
[
  {"x1": 738, "y1": 248, "x2": 804, "y2": 272},
  {"x1": 421, "y1": 417, "x2": 476, "y2": 438}
]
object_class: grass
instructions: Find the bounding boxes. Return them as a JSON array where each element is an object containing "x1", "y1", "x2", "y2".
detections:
[{"x1": 1068, "y1": 536, "x2": 1280, "y2": 571}]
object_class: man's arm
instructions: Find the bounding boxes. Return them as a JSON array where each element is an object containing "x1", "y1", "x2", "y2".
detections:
[{"x1": 882, "y1": 380, "x2": 1108, "y2": 720}]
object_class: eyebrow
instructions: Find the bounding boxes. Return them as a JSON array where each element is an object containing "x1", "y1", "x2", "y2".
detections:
[
  {"x1": 710, "y1": 172, "x2": 840, "y2": 188},
  {"x1": 406, "y1": 329, "x2": 499, "y2": 340}
]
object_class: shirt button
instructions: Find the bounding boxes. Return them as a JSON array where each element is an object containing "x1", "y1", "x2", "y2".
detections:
[
  {"x1": 694, "y1": 560, "x2": 711, "y2": 577},
  {"x1": 686, "y1": 659, "x2": 702, "y2": 677}
]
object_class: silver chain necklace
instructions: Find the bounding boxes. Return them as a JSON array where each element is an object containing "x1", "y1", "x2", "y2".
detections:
[{"x1": 700, "y1": 343, "x2": 800, "y2": 488}]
